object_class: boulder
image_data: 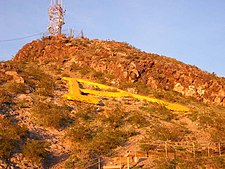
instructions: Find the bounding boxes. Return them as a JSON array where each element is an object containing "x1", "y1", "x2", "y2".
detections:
[{"x1": 5, "y1": 71, "x2": 24, "y2": 83}]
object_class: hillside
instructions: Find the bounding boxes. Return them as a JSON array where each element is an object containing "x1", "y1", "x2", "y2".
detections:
[
  {"x1": 14, "y1": 35, "x2": 225, "y2": 106},
  {"x1": 1, "y1": 35, "x2": 225, "y2": 168}
]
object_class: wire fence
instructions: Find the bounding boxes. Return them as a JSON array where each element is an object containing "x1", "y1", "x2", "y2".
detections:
[{"x1": 80, "y1": 141, "x2": 225, "y2": 169}]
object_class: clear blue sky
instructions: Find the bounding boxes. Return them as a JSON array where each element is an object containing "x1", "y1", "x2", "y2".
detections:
[{"x1": 0, "y1": 0, "x2": 225, "y2": 77}]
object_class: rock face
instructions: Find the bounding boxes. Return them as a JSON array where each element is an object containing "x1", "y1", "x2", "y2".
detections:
[
  {"x1": 5, "y1": 71, "x2": 24, "y2": 83},
  {"x1": 13, "y1": 35, "x2": 225, "y2": 106}
]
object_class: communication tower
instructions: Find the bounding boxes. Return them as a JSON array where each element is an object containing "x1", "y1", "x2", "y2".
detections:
[{"x1": 48, "y1": 0, "x2": 65, "y2": 35}]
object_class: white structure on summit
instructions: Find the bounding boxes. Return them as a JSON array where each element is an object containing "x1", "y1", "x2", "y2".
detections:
[{"x1": 48, "y1": 0, "x2": 65, "y2": 35}]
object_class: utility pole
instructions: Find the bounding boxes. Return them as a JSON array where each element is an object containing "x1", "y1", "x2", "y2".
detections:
[{"x1": 48, "y1": 0, "x2": 65, "y2": 35}]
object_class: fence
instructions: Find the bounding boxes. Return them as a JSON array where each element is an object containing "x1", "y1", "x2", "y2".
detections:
[
  {"x1": 96, "y1": 141, "x2": 225, "y2": 169},
  {"x1": 138, "y1": 141, "x2": 225, "y2": 159},
  {"x1": 41, "y1": 28, "x2": 84, "y2": 39},
  {"x1": 74, "y1": 141, "x2": 225, "y2": 168}
]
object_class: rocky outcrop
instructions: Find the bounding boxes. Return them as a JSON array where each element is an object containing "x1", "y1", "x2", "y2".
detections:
[
  {"x1": 13, "y1": 36, "x2": 225, "y2": 106},
  {"x1": 5, "y1": 71, "x2": 24, "y2": 83}
]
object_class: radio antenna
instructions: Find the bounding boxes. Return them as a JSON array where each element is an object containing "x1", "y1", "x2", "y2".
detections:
[{"x1": 48, "y1": 0, "x2": 65, "y2": 35}]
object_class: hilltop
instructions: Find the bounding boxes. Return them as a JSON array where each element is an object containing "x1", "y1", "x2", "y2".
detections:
[
  {"x1": 1, "y1": 35, "x2": 225, "y2": 168},
  {"x1": 14, "y1": 35, "x2": 225, "y2": 106}
]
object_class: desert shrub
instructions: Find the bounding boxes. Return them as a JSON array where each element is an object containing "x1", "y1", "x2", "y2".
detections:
[
  {"x1": 143, "y1": 149, "x2": 225, "y2": 168},
  {"x1": 65, "y1": 126, "x2": 96, "y2": 168},
  {"x1": 32, "y1": 101, "x2": 72, "y2": 129},
  {"x1": 201, "y1": 112, "x2": 225, "y2": 130},
  {"x1": 35, "y1": 82, "x2": 54, "y2": 96},
  {"x1": 66, "y1": 125, "x2": 95, "y2": 143},
  {"x1": 0, "y1": 89, "x2": 11, "y2": 104},
  {"x1": 77, "y1": 67, "x2": 103, "y2": 80},
  {"x1": 140, "y1": 143, "x2": 158, "y2": 155},
  {"x1": 65, "y1": 106, "x2": 137, "y2": 168},
  {"x1": 61, "y1": 73, "x2": 70, "y2": 77},
  {"x1": 111, "y1": 48, "x2": 126, "y2": 53},
  {"x1": 172, "y1": 157, "x2": 225, "y2": 169},
  {"x1": 157, "y1": 106, "x2": 178, "y2": 122},
  {"x1": 199, "y1": 113, "x2": 215, "y2": 128},
  {"x1": 151, "y1": 89, "x2": 180, "y2": 101},
  {"x1": 64, "y1": 149, "x2": 94, "y2": 169},
  {"x1": 22, "y1": 140, "x2": 49, "y2": 164},
  {"x1": 128, "y1": 111, "x2": 150, "y2": 128},
  {"x1": 20, "y1": 65, "x2": 55, "y2": 96},
  {"x1": 187, "y1": 111, "x2": 199, "y2": 122},
  {"x1": 0, "y1": 140, "x2": 15, "y2": 160},
  {"x1": 90, "y1": 70, "x2": 104, "y2": 79},
  {"x1": 34, "y1": 74, "x2": 55, "y2": 96},
  {"x1": 5, "y1": 83, "x2": 29, "y2": 94},
  {"x1": 135, "y1": 82, "x2": 151, "y2": 94},
  {"x1": 145, "y1": 124, "x2": 190, "y2": 142},
  {"x1": 195, "y1": 110, "x2": 225, "y2": 141},
  {"x1": 0, "y1": 74, "x2": 13, "y2": 85},
  {"x1": 66, "y1": 107, "x2": 98, "y2": 143},
  {"x1": 140, "y1": 105, "x2": 178, "y2": 122},
  {"x1": 0, "y1": 117, "x2": 28, "y2": 160},
  {"x1": 70, "y1": 62, "x2": 82, "y2": 72},
  {"x1": 0, "y1": 116, "x2": 49, "y2": 165},
  {"x1": 103, "y1": 110, "x2": 127, "y2": 129},
  {"x1": 152, "y1": 158, "x2": 178, "y2": 169},
  {"x1": 73, "y1": 106, "x2": 97, "y2": 124},
  {"x1": 121, "y1": 81, "x2": 161, "y2": 96},
  {"x1": 70, "y1": 62, "x2": 112, "y2": 84},
  {"x1": 210, "y1": 129, "x2": 225, "y2": 142},
  {"x1": 79, "y1": 69, "x2": 90, "y2": 75},
  {"x1": 139, "y1": 105, "x2": 156, "y2": 112},
  {"x1": 89, "y1": 129, "x2": 135, "y2": 156},
  {"x1": 66, "y1": 128, "x2": 136, "y2": 168},
  {"x1": 0, "y1": 118, "x2": 27, "y2": 141},
  {"x1": 211, "y1": 156, "x2": 225, "y2": 168}
]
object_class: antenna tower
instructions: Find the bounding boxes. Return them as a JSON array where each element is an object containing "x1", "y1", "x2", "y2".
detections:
[{"x1": 48, "y1": 0, "x2": 65, "y2": 35}]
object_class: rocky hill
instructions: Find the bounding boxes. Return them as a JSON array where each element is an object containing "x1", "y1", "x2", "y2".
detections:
[
  {"x1": 1, "y1": 35, "x2": 225, "y2": 168},
  {"x1": 14, "y1": 35, "x2": 225, "y2": 106}
]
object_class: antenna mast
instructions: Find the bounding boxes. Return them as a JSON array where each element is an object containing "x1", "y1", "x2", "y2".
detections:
[{"x1": 48, "y1": 0, "x2": 65, "y2": 35}]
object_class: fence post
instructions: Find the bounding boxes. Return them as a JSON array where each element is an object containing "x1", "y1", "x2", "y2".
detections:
[
  {"x1": 127, "y1": 157, "x2": 130, "y2": 169},
  {"x1": 207, "y1": 143, "x2": 210, "y2": 157},
  {"x1": 98, "y1": 157, "x2": 101, "y2": 169},
  {"x1": 219, "y1": 142, "x2": 222, "y2": 156},
  {"x1": 192, "y1": 143, "x2": 196, "y2": 159},
  {"x1": 165, "y1": 142, "x2": 168, "y2": 158},
  {"x1": 134, "y1": 142, "x2": 138, "y2": 162},
  {"x1": 120, "y1": 156, "x2": 122, "y2": 169},
  {"x1": 173, "y1": 144, "x2": 177, "y2": 160}
]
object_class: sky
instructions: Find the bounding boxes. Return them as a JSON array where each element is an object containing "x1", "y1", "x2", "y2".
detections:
[{"x1": 0, "y1": 0, "x2": 225, "y2": 77}]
